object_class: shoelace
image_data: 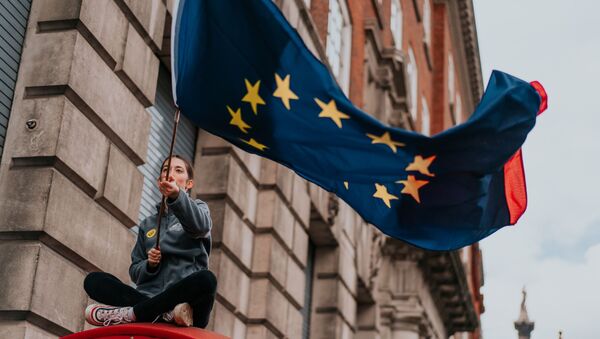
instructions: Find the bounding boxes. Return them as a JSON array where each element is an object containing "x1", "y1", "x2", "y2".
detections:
[
  {"x1": 161, "y1": 310, "x2": 174, "y2": 322},
  {"x1": 97, "y1": 307, "x2": 131, "y2": 326}
]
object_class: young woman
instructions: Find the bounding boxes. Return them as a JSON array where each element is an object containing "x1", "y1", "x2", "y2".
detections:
[{"x1": 83, "y1": 155, "x2": 216, "y2": 328}]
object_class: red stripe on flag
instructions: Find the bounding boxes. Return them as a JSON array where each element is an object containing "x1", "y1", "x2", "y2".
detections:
[
  {"x1": 530, "y1": 81, "x2": 548, "y2": 114},
  {"x1": 504, "y1": 81, "x2": 547, "y2": 225},
  {"x1": 504, "y1": 148, "x2": 527, "y2": 224}
]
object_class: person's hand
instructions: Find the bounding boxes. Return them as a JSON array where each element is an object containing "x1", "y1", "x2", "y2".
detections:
[
  {"x1": 147, "y1": 248, "x2": 161, "y2": 268},
  {"x1": 158, "y1": 175, "x2": 180, "y2": 199}
]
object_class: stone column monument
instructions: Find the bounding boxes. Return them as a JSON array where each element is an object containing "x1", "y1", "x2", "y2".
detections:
[{"x1": 514, "y1": 288, "x2": 535, "y2": 339}]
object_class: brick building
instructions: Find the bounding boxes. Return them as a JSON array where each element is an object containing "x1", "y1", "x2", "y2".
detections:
[{"x1": 0, "y1": 0, "x2": 484, "y2": 338}]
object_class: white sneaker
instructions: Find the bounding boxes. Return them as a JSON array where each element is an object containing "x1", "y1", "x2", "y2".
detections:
[
  {"x1": 162, "y1": 302, "x2": 193, "y2": 327},
  {"x1": 85, "y1": 304, "x2": 135, "y2": 326}
]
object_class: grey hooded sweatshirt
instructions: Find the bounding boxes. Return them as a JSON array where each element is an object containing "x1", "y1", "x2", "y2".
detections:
[{"x1": 129, "y1": 190, "x2": 212, "y2": 297}]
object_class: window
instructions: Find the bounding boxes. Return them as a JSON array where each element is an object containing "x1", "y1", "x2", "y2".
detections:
[
  {"x1": 407, "y1": 47, "x2": 419, "y2": 123},
  {"x1": 390, "y1": 0, "x2": 403, "y2": 49},
  {"x1": 138, "y1": 65, "x2": 198, "y2": 221},
  {"x1": 422, "y1": 0, "x2": 431, "y2": 46},
  {"x1": 448, "y1": 55, "x2": 455, "y2": 103},
  {"x1": 461, "y1": 246, "x2": 471, "y2": 266},
  {"x1": 421, "y1": 96, "x2": 430, "y2": 136},
  {"x1": 326, "y1": 0, "x2": 352, "y2": 94},
  {"x1": 455, "y1": 93, "x2": 463, "y2": 124}
]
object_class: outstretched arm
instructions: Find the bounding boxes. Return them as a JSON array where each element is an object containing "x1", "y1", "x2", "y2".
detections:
[{"x1": 167, "y1": 191, "x2": 212, "y2": 238}]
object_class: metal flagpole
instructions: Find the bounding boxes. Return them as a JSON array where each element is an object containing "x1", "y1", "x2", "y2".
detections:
[{"x1": 154, "y1": 108, "x2": 181, "y2": 249}]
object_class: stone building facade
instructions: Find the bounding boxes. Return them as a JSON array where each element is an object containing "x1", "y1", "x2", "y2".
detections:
[{"x1": 0, "y1": 0, "x2": 484, "y2": 338}]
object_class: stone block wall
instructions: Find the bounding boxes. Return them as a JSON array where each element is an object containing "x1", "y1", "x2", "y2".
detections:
[{"x1": 0, "y1": 0, "x2": 163, "y2": 336}]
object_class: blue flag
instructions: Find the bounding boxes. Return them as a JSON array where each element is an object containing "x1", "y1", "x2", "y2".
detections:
[{"x1": 171, "y1": 0, "x2": 547, "y2": 250}]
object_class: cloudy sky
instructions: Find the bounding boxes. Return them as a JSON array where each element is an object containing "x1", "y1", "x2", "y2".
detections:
[{"x1": 473, "y1": 0, "x2": 600, "y2": 338}]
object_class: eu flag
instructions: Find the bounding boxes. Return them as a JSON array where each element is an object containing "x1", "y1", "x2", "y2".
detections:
[{"x1": 171, "y1": 0, "x2": 547, "y2": 250}]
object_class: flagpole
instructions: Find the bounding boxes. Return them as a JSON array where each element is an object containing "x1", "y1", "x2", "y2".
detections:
[{"x1": 154, "y1": 107, "x2": 181, "y2": 249}]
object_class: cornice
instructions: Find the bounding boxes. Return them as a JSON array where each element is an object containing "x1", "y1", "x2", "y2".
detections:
[{"x1": 443, "y1": 0, "x2": 484, "y2": 108}]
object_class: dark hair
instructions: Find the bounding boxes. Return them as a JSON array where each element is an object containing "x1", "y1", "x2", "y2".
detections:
[{"x1": 161, "y1": 154, "x2": 194, "y2": 180}]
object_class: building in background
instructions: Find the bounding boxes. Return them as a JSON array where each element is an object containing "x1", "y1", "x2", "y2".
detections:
[{"x1": 0, "y1": 0, "x2": 484, "y2": 338}]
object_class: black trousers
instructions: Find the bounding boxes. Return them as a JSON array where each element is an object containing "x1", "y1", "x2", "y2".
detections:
[{"x1": 84, "y1": 270, "x2": 217, "y2": 328}]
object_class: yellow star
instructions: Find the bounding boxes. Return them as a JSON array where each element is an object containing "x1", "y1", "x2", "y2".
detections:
[
  {"x1": 373, "y1": 183, "x2": 399, "y2": 208},
  {"x1": 366, "y1": 132, "x2": 405, "y2": 153},
  {"x1": 396, "y1": 175, "x2": 429, "y2": 203},
  {"x1": 405, "y1": 155, "x2": 436, "y2": 177},
  {"x1": 241, "y1": 138, "x2": 268, "y2": 151},
  {"x1": 315, "y1": 98, "x2": 350, "y2": 128},
  {"x1": 227, "y1": 106, "x2": 251, "y2": 134},
  {"x1": 344, "y1": 181, "x2": 349, "y2": 190},
  {"x1": 273, "y1": 74, "x2": 299, "y2": 110},
  {"x1": 242, "y1": 79, "x2": 265, "y2": 114}
]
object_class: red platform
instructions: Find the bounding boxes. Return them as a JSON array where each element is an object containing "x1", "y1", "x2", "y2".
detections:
[{"x1": 61, "y1": 323, "x2": 230, "y2": 339}]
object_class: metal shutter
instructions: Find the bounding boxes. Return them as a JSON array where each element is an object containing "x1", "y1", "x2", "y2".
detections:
[
  {"x1": 0, "y1": 0, "x2": 31, "y2": 162},
  {"x1": 138, "y1": 65, "x2": 198, "y2": 222}
]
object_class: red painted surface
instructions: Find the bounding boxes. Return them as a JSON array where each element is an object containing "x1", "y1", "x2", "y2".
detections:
[{"x1": 61, "y1": 323, "x2": 230, "y2": 339}]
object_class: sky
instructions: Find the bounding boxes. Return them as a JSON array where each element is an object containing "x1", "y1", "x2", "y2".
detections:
[{"x1": 473, "y1": 0, "x2": 600, "y2": 338}]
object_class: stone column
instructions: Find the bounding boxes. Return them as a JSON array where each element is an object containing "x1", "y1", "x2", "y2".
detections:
[
  {"x1": 377, "y1": 242, "x2": 449, "y2": 339},
  {"x1": 514, "y1": 288, "x2": 534, "y2": 339},
  {"x1": 381, "y1": 303, "x2": 429, "y2": 339},
  {"x1": 391, "y1": 322, "x2": 420, "y2": 339}
]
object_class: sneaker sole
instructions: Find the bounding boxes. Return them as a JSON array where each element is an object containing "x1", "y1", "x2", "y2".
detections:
[
  {"x1": 173, "y1": 303, "x2": 193, "y2": 327},
  {"x1": 85, "y1": 304, "x2": 105, "y2": 327}
]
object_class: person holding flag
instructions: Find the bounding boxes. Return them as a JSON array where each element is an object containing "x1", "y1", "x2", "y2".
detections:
[{"x1": 82, "y1": 155, "x2": 216, "y2": 328}]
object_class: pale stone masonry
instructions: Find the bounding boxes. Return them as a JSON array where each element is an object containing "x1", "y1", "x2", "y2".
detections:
[{"x1": 0, "y1": 1, "x2": 484, "y2": 338}]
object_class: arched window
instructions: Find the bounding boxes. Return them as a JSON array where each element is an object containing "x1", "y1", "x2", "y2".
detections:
[
  {"x1": 326, "y1": 0, "x2": 352, "y2": 94},
  {"x1": 407, "y1": 47, "x2": 419, "y2": 123},
  {"x1": 422, "y1": 0, "x2": 431, "y2": 46},
  {"x1": 390, "y1": 0, "x2": 403, "y2": 49}
]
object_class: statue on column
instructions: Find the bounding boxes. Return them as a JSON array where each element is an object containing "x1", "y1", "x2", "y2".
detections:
[{"x1": 514, "y1": 287, "x2": 535, "y2": 339}]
